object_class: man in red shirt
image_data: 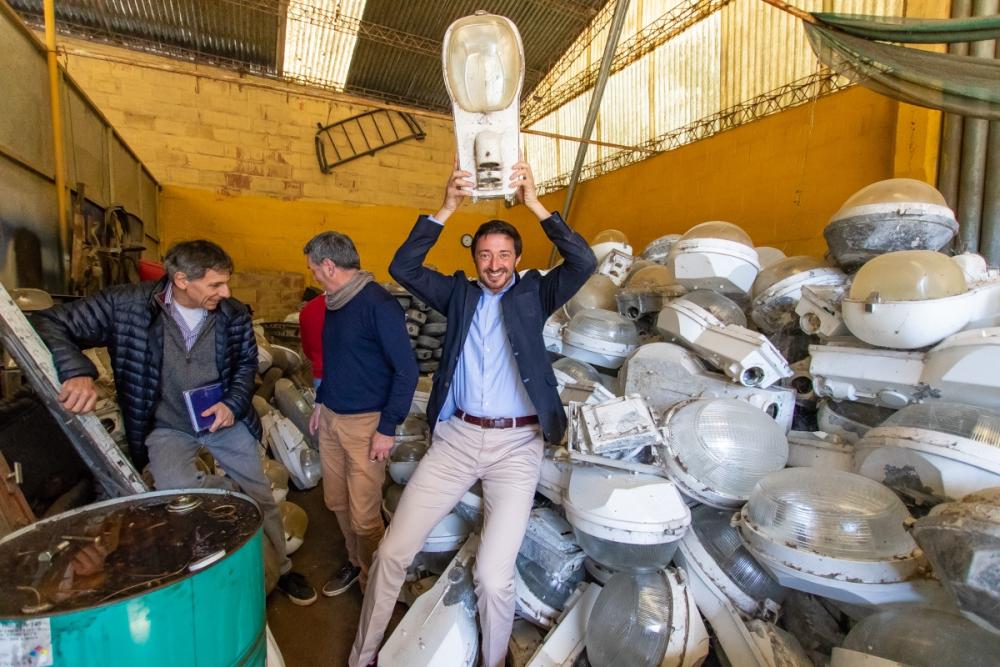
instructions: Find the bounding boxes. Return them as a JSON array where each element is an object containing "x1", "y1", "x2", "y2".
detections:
[{"x1": 299, "y1": 290, "x2": 326, "y2": 388}]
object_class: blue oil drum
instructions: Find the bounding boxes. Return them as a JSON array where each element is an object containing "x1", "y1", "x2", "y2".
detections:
[{"x1": 0, "y1": 489, "x2": 265, "y2": 667}]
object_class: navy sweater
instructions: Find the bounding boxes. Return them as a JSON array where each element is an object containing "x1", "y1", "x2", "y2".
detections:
[{"x1": 316, "y1": 282, "x2": 418, "y2": 436}]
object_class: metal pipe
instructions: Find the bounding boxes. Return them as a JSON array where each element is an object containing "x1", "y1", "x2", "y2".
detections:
[
  {"x1": 43, "y1": 0, "x2": 69, "y2": 281},
  {"x1": 521, "y1": 127, "x2": 656, "y2": 154},
  {"x1": 937, "y1": 0, "x2": 971, "y2": 211},
  {"x1": 979, "y1": 40, "x2": 1000, "y2": 264},
  {"x1": 548, "y1": 0, "x2": 632, "y2": 267},
  {"x1": 956, "y1": 0, "x2": 999, "y2": 253}
]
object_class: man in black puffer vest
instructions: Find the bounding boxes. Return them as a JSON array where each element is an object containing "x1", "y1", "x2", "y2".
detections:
[{"x1": 34, "y1": 240, "x2": 317, "y2": 606}]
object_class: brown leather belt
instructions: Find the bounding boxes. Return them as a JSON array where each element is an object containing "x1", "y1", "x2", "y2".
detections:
[{"x1": 455, "y1": 409, "x2": 539, "y2": 429}]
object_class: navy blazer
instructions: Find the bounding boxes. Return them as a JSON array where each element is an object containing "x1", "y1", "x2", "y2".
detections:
[{"x1": 389, "y1": 213, "x2": 596, "y2": 443}]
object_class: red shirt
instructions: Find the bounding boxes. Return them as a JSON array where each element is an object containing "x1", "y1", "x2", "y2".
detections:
[{"x1": 299, "y1": 294, "x2": 326, "y2": 379}]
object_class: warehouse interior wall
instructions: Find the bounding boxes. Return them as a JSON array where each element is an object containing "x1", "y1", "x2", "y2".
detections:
[
  {"x1": 56, "y1": 36, "x2": 941, "y2": 279},
  {"x1": 56, "y1": 39, "x2": 554, "y2": 283},
  {"x1": 507, "y1": 87, "x2": 941, "y2": 260}
]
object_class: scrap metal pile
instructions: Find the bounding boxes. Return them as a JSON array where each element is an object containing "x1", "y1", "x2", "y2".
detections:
[{"x1": 380, "y1": 178, "x2": 1000, "y2": 667}]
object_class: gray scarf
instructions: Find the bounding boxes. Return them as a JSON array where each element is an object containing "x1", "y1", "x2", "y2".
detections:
[{"x1": 325, "y1": 270, "x2": 375, "y2": 310}]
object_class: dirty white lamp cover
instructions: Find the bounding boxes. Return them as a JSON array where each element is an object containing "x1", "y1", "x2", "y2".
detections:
[{"x1": 442, "y1": 12, "x2": 524, "y2": 201}]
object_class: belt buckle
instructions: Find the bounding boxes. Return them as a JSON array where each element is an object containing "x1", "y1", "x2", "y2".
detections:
[{"x1": 486, "y1": 417, "x2": 503, "y2": 428}]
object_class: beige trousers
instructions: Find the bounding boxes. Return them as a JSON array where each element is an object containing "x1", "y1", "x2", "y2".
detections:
[
  {"x1": 349, "y1": 416, "x2": 544, "y2": 667},
  {"x1": 317, "y1": 407, "x2": 385, "y2": 589}
]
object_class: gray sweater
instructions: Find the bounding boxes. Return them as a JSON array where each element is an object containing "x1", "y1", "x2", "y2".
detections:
[{"x1": 154, "y1": 315, "x2": 220, "y2": 433}]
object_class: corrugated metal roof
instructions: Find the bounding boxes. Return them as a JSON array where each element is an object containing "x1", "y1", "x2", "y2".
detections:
[
  {"x1": 9, "y1": 0, "x2": 609, "y2": 113},
  {"x1": 10, "y1": 0, "x2": 282, "y2": 70},
  {"x1": 345, "y1": 0, "x2": 607, "y2": 111}
]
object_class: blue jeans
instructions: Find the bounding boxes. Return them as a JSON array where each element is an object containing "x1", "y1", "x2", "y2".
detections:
[{"x1": 146, "y1": 423, "x2": 290, "y2": 576}]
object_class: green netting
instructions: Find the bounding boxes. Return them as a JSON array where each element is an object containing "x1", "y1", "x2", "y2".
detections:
[
  {"x1": 805, "y1": 21, "x2": 1000, "y2": 120},
  {"x1": 813, "y1": 13, "x2": 1000, "y2": 43}
]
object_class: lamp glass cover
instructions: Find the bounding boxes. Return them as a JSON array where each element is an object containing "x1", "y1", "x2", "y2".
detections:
[
  {"x1": 751, "y1": 256, "x2": 828, "y2": 298},
  {"x1": 590, "y1": 229, "x2": 630, "y2": 245},
  {"x1": 391, "y1": 439, "x2": 428, "y2": 463},
  {"x1": 680, "y1": 221, "x2": 753, "y2": 247},
  {"x1": 567, "y1": 309, "x2": 639, "y2": 346},
  {"x1": 848, "y1": 250, "x2": 967, "y2": 301},
  {"x1": 552, "y1": 356, "x2": 603, "y2": 384},
  {"x1": 585, "y1": 571, "x2": 673, "y2": 667},
  {"x1": 745, "y1": 468, "x2": 916, "y2": 560},
  {"x1": 841, "y1": 608, "x2": 1000, "y2": 667},
  {"x1": 666, "y1": 399, "x2": 788, "y2": 501},
  {"x1": 565, "y1": 274, "x2": 618, "y2": 317},
  {"x1": 573, "y1": 529, "x2": 681, "y2": 572},
  {"x1": 679, "y1": 290, "x2": 747, "y2": 327},
  {"x1": 280, "y1": 500, "x2": 308, "y2": 541},
  {"x1": 835, "y1": 178, "x2": 948, "y2": 217},
  {"x1": 384, "y1": 482, "x2": 405, "y2": 514},
  {"x1": 880, "y1": 401, "x2": 1000, "y2": 448},
  {"x1": 690, "y1": 505, "x2": 785, "y2": 604},
  {"x1": 625, "y1": 264, "x2": 676, "y2": 289},
  {"x1": 444, "y1": 18, "x2": 521, "y2": 112}
]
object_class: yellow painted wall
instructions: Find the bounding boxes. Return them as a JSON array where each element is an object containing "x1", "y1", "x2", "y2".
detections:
[
  {"x1": 506, "y1": 87, "x2": 903, "y2": 260},
  {"x1": 57, "y1": 39, "x2": 548, "y2": 283},
  {"x1": 58, "y1": 37, "x2": 942, "y2": 276}
]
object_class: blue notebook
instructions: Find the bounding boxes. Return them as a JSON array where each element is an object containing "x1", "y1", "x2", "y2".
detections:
[{"x1": 183, "y1": 382, "x2": 224, "y2": 433}]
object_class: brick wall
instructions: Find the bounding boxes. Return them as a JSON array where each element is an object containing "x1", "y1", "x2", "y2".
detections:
[{"x1": 230, "y1": 269, "x2": 305, "y2": 322}]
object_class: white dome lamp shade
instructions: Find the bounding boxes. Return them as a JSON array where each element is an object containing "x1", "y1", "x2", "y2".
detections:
[
  {"x1": 561, "y1": 308, "x2": 639, "y2": 370},
  {"x1": 854, "y1": 402, "x2": 1000, "y2": 503},
  {"x1": 442, "y1": 12, "x2": 524, "y2": 202},
  {"x1": 842, "y1": 250, "x2": 971, "y2": 349},
  {"x1": 824, "y1": 178, "x2": 958, "y2": 272},
  {"x1": 750, "y1": 256, "x2": 847, "y2": 334},
  {"x1": 737, "y1": 468, "x2": 949, "y2": 608},
  {"x1": 912, "y1": 487, "x2": 1000, "y2": 634},
  {"x1": 658, "y1": 399, "x2": 789, "y2": 509},
  {"x1": 589, "y1": 229, "x2": 633, "y2": 265},
  {"x1": 584, "y1": 570, "x2": 710, "y2": 667},
  {"x1": 830, "y1": 608, "x2": 1000, "y2": 667},
  {"x1": 562, "y1": 466, "x2": 691, "y2": 572},
  {"x1": 667, "y1": 221, "x2": 761, "y2": 296},
  {"x1": 263, "y1": 458, "x2": 290, "y2": 504}
]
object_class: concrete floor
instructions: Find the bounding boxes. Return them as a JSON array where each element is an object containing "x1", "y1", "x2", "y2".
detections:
[{"x1": 266, "y1": 485, "x2": 406, "y2": 667}]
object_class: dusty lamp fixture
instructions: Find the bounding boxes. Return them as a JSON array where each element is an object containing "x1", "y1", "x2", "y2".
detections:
[
  {"x1": 738, "y1": 468, "x2": 946, "y2": 607},
  {"x1": 442, "y1": 12, "x2": 524, "y2": 201},
  {"x1": 912, "y1": 487, "x2": 1000, "y2": 634},
  {"x1": 667, "y1": 221, "x2": 761, "y2": 296},
  {"x1": 584, "y1": 570, "x2": 709, "y2": 667},
  {"x1": 824, "y1": 178, "x2": 958, "y2": 272},
  {"x1": 842, "y1": 250, "x2": 971, "y2": 350},
  {"x1": 562, "y1": 466, "x2": 691, "y2": 572},
  {"x1": 855, "y1": 401, "x2": 1000, "y2": 503},
  {"x1": 830, "y1": 608, "x2": 1000, "y2": 667},
  {"x1": 750, "y1": 256, "x2": 846, "y2": 334},
  {"x1": 659, "y1": 398, "x2": 789, "y2": 508}
]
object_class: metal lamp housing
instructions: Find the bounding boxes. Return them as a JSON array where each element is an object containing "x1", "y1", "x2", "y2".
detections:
[
  {"x1": 442, "y1": 13, "x2": 524, "y2": 201},
  {"x1": 854, "y1": 402, "x2": 1000, "y2": 501},
  {"x1": 562, "y1": 466, "x2": 691, "y2": 571},
  {"x1": 823, "y1": 178, "x2": 958, "y2": 272}
]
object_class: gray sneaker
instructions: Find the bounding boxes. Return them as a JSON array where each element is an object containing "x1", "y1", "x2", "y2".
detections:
[{"x1": 322, "y1": 562, "x2": 361, "y2": 596}]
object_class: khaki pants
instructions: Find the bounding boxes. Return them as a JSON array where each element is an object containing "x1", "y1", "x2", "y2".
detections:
[
  {"x1": 318, "y1": 407, "x2": 385, "y2": 589},
  {"x1": 349, "y1": 416, "x2": 544, "y2": 667}
]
